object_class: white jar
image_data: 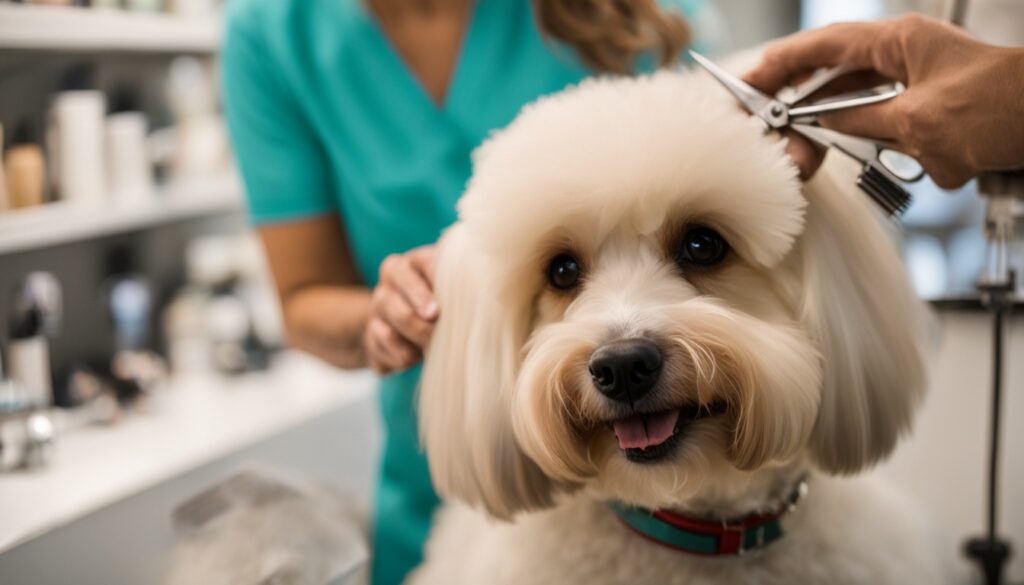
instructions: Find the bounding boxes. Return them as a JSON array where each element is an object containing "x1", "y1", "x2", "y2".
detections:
[
  {"x1": 106, "y1": 112, "x2": 154, "y2": 204},
  {"x1": 50, "y1": 90, "x2": 107, "y2": 206}
]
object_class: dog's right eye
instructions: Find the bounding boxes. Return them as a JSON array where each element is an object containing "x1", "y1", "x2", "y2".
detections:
[
  {"x1": 548, "y1": 254, "x2": 581, "y2": 290},
  {"x1": 676, "y1": 227, "x2": 729, "y2": 267}
]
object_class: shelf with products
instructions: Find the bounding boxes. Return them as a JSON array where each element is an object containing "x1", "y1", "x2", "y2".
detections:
[
  {"x1": 0, "y1": 351, "x2": 378, "y2": 555},
  {"x1": 0, "y1": 4, "x2": 220, "y2": 53},
  {"x1": 0, "y1": 177, "x2": 244, "y2": 257}
]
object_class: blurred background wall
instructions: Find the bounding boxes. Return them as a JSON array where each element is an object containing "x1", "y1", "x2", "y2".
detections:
[{"x1": 0, "y1": 1, "x2": 1020, "y2": 584}]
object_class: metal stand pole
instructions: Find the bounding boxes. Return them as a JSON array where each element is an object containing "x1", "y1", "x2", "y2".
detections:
[
  {"x1": 964, "y1": 173, "x2": 1023, "y2": 585},
  {"x1": 964, "y1": 287, "x2": 1012, "y2": 585}
]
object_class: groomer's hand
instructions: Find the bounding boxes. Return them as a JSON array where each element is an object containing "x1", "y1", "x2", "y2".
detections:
[
  {"x1": 365, "y1": 245, "x2": 439, "y2": 375},
  {"x1": 744, "y1": 14, "x2": 1024, "y2": 188}
]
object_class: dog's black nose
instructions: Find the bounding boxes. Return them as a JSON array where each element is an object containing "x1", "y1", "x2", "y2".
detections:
[{"x1": 588, "y1": 339, "x2": 663, "y2": 404}]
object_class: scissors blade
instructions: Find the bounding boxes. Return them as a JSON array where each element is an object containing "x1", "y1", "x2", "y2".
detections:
[
  {"x1": 689, "y1": 50, "x2": 789, "y2": 129},
  {"x1": 789, "y1": 123, "x2": 881, "y2": 162}
]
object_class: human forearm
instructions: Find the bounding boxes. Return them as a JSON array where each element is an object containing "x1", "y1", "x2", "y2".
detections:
[
  {"x1": 257, "y1": 217, "x2": 374, "y2": 370},
  {"x1": 282, "y1": 284, "x2": 373, "y2": 369}
]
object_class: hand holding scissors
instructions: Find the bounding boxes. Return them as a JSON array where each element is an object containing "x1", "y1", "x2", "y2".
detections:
[
  {"x1": 741, "y1": 15, "x2": 1024, "y2": 190},
  {"x1": 690, "y1": 51, "x2": 924, "y2": 216}
]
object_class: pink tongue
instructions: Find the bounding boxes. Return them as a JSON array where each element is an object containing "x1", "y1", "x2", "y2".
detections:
[{"x1": 612, "y1": 410, "x2": 681, "y2": 450}]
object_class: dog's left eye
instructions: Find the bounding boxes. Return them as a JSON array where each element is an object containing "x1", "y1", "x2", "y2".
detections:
[
  {"x1": 676, "y1": 227, "x2": 729, "y2": 267},
  {"x1": 548, "y1": 254, "x2": 581, "y2": 290}
]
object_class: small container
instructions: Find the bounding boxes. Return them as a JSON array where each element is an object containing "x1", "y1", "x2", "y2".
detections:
[
  {"x1": 4, "y1": 119, "x2": 48, "y2": 210},
  {"x1": 0, "y1": 353, "x2": 28, "y2": 415},
  {"x1": 166, "y1": 56, "x2": 230, "y2": 181},
  {"x1": 49, "y1": 65, "x2": 106, "y2": 206},
  {"x1": 7, "y1": 321, "x2": 52, "y2": 409},
  {"x1": 7, "y1": 273, "x2": 62, "y2": 408},
  {"x1": 0, "y1": 122, "x2": 9, "y2": 213},
  {"x1": 106, "y1": 88, "x2": 154, "y2": 204}
]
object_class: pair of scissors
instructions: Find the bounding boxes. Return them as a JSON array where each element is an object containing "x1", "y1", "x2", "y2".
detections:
[{"x1": 689, "y1": 51, "x2": 924, "y2": 216}]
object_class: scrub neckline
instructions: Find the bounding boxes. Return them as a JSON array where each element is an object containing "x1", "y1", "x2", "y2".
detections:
[{"x1": 355, "y1": 0, "x2": 486, "y2": 117}]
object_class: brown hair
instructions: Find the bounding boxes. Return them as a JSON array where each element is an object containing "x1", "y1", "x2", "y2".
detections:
[{"x1": 534, "y1": 0, "x2": 691, "y2": 74}]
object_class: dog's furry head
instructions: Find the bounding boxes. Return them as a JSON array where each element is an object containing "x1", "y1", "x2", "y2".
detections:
[{"x1": 420, "y1": 71, "x2": 928, "y2": 520}]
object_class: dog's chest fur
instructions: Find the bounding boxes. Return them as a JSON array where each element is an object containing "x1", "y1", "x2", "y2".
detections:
[{"x1": 408, "y1": 474, "x2": 946, "y2": 585}]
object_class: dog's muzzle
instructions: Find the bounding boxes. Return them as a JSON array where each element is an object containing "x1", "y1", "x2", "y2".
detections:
[{"x1": 588, "y1": 338, "x2": 663, "y2": 404}]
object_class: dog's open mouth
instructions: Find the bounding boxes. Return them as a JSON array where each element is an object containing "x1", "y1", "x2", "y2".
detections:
[{"x1": 611, "y1": 402, "x2": 727, "y2": 464}]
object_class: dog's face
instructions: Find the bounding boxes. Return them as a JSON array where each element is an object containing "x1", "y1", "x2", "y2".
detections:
[{"x1": 421, "y1": 72, "x2": 928, "y2": 519}]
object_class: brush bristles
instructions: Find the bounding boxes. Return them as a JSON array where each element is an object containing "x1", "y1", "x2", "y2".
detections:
[{"x1": 857, "y1": 164, "x2": 912, "y2": 217}]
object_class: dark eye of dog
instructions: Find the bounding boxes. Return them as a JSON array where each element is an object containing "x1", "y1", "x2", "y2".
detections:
[
  {"x1": 677, "y1": 227, "x2": 729, "y2": 267},
  {"x1": 548, "y1": 254, "x2": 581, "y2": 290}
]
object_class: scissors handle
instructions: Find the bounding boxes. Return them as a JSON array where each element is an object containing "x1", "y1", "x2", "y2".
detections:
[
  {"x1": 789, "y1": 123, "x2": 923, "y2": 181},
  {"x1": 788, "y1": 84, "x2": 904, "y2": 118},
  {"x1": 789, "y1": 123, "x2": 922, "y2": 216},
  {"x1": 777, "y1": 65, "x2": 853, "y2": 105}
]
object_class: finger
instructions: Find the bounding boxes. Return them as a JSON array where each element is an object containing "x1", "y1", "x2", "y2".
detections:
[
  {"x1": 366, "y1": 317, "x2": 422, "y2": 371},
  {"x1": 371, "y1": 328, "x2": 421, "y2": 373},
  {"x1": 365, "y1": 338, "x2": 391, "y2": 376},
  {"x1": 381, "y1": 293, "x2": 434, "y2": 348},
  {"x1": 371, "y1": 282, "x2": 433, "y2": 348},
  {"x1": 367, "y1": 353, "x2": 391, "y2": 376},
  {"x1": 409, "y1": 245, "x2": 438, "y2": 281},
  {"x1": 807, "y1": 70, "x2": 893, "y2": 101},
  {"x1": 374, "y1": 316, "x2": 421, "y2": 365},
  {"x1": 817, "y1": 98, "x2": 906, "y2": 145},
  {"x1": 365, "y1": 318, "x2": 399, "y2": 370},
  {"x1": 743, "y1": 20, "x2": 907, "y2": 94},
  {"x1": 782, "y1": 132, "x2": 826, "y2": 180},
  {"x1": 923, "y1": 158, "x2": 973, "y2": 190},
  {"x1": 387, "y1": 255, "x2": 438, "y2": 321}
]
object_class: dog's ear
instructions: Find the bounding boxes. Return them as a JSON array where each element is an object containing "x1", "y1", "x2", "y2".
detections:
[
  {"x1": 798, "y1": 159, "x2": 930, "y2": 474},
  {"x1": 419, "y1": 225, "x2": 555, "y2": 520}
]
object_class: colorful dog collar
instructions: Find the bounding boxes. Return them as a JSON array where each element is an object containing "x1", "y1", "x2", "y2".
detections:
[{"x1": 610, "y1": 479, "x2": 808, "y2": 556}]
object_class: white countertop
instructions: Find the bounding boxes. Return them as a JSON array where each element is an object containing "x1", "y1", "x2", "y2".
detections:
[{"x1": 0, "y1": 352, "x2": 376, "y2": 554}]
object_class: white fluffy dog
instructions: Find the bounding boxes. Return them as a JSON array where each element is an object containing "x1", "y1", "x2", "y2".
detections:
[{"x1": 411, "y1": 68, "x2": 945, "y2": 585}]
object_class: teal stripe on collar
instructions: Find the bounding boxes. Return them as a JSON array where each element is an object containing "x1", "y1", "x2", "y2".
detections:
[
  {"x1": 610, "y1": 502, "x2": 786, "y2": 556},
  {"x1": 613, "y1": 503, "x2": 721, "y2": 554}
]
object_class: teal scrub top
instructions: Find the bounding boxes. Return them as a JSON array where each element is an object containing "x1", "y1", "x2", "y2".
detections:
[{"x1": 222, "y1": 1, "x2": 705, "y2": 583}]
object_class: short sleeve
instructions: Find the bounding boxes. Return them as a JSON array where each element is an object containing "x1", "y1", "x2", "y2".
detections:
[{"x1": 222, "y1": 11, "x2": 336, "y2": 224}]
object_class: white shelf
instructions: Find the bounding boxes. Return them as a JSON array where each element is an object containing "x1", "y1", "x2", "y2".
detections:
[
  {"x1": 0, "y1": 352, "x2": 378, "y2": 553},
  {"x1": 0, "y1": 179, "x2": 244, "y2": 256},
  {"x1": 0, "y1": 4, "x2": 220, "y2": 53}
]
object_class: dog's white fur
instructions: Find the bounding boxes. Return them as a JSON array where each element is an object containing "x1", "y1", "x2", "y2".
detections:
[{"x1": 411, "y1": 68, "x2": 945, "y2": 585}]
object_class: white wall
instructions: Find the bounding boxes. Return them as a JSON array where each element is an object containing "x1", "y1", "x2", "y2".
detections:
[{"x1": 879, "y1": 310, "x2": 1024, "y2": 583}]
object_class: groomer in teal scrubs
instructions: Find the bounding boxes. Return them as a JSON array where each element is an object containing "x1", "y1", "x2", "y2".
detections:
[{"x1": 222, "y1": 1, "x2": 708, "y2": 583}]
